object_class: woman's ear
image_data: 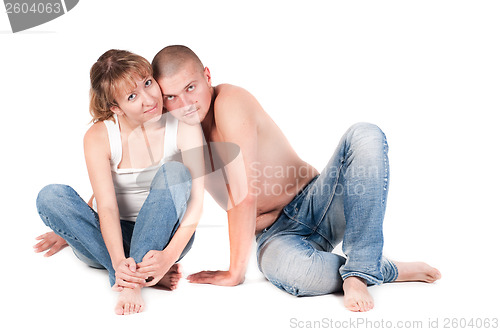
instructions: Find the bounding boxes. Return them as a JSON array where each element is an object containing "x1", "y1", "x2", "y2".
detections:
[{"x1": 110, "y1": 105, "x2": 124, "y2": 116}]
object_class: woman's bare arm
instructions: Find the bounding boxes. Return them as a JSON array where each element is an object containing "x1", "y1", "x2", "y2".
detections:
[{"x1": 84, "y1": 122, "x2": 146, "y2": 288}]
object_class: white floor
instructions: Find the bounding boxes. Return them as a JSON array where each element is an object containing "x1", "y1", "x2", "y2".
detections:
[{"x1": 6, "y1": 193, "x2": 499, "y2": 332}]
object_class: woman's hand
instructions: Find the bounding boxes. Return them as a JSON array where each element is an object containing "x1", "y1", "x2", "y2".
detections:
[
  {"x1": 112, "y1": 257, "x2": 148, "y2": 291},
  {"x1": 34, "y1": 232, "x2": 68, "y2": 257},
  {"x1": 137, "y1": 250, "x2": 176, "y2": 287}
]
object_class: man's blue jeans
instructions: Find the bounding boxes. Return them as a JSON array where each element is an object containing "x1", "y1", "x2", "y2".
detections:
[
  {"x1": 36, "y1": 161, "x2": 195, "y2": 287},
  {"x1": 256, "y1": 123, "x2": 399, "y2": 296}
]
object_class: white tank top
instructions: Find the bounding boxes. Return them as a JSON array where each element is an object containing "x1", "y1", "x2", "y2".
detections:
[{"x1": 95, "y1": 113, "x2": 180, "y2": 222}]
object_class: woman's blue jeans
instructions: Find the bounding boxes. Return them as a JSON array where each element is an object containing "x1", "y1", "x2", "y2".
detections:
[
  {"x1": 256, "y1": 123, "x2": 399, "y2": 296},
  {"x1": 36, "y1": 161, "x2": 195, "y2": 287}
]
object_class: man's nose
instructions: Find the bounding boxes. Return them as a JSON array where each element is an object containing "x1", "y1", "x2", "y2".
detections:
[{"x1": 178, "y1": 94, "x2": 191, "y2": 108}]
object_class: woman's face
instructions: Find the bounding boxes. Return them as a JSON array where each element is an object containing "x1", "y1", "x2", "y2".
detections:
[{"x1": 111, "y1": 75, "x2": 163, "y2": 126}]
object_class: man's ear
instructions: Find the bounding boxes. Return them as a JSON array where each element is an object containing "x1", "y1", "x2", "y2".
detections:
[
  {"x1": 110, "y1": 105, "x2": 124, "y2": 116},
  {"x1": 204, "y1": 67, "x2": 212, "y2": 86}
]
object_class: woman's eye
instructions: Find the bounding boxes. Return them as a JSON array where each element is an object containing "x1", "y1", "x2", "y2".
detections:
[
  {"x1": 128, "y1": 93, "x2": 137, "y2": 101},
  {"x1": 187, "y1": 85, "x2": 195, "y2": 92},
  {"x1": 145, "y1": 79, "x2": 152, "y2": 87},
  {"x1": 165, "y1": 95, "x2": 174, "y2": 101}
]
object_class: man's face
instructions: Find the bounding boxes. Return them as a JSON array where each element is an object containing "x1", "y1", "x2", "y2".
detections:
[{"x1": 157, "y1": 61, "x2": 212, "y2": 126}]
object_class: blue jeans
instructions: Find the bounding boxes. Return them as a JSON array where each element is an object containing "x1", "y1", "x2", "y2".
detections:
[
  {"x1": 36, "y1": 161, "x2": 195, "y2": 287},
  {"x1": 256, "y1": 123, "x2": 399, "y2": 296}
]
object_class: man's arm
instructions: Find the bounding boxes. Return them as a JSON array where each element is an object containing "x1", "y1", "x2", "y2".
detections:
[{"x1": 187, "y1": 86, "x2": 259, "y2": 286}]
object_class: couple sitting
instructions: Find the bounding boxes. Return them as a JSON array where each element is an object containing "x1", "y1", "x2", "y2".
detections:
[{"x1": 34, "y1": 45, "x2": 440, "y2": 315}]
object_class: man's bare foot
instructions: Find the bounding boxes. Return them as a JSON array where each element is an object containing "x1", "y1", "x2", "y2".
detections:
[
  {"x1": 156, "y1": 264, "x2": 182, "y2": 290},
  {"x1": 343, "y1": 276, "x2": 374, "y2": 312},
  {"x1": 394, "y1": 261, "x2": 441, "y2": 283},
  {"x1": 115, "y1": 286, "x2": 145, "y2": 315}
]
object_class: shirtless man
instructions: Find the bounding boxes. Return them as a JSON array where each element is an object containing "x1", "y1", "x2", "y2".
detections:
[{"x1": 152, "y1": 45, "x2": 441, "y2": 312}]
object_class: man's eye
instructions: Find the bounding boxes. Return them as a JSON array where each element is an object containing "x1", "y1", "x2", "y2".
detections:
[
  {"x1": 187, "y1": 85, "x2": 195, "y2": 92},
  {"x1": 165, "y1": 95, "x2": 175, "y2": 101},
  {"x1": 145, "y1": 79, "x2": 152, "y2": 87},
  {"x1": 128, "y1": 93, "x2": 137, "y2": 101}
]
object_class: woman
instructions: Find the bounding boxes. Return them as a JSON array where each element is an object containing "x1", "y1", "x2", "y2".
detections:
[{"x1": 34, "y1": 49, "x2": 204, "y2": 315}]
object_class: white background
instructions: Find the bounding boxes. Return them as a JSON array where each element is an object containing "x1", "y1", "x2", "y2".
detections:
[{"x1": 1, "y1": 1, "x2": 499, "y2": 331}]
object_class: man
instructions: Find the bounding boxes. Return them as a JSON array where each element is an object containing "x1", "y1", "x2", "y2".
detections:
[{"x1": 152, "y1": 45, "x2": 441, "y2": 312}]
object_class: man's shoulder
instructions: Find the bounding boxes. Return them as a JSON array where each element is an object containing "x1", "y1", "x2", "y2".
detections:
[
  {"x1": 213, "y1": 84, "x2": 260, "y2": 119},
  {"x1": 211, "y1": 84, "x2": 261, "y2": 137},
  {"x1": 214, "y1": 83, "x2": 247, "y2": 95},
  {"x1": 214, "y1": 84, "x2": 255, "y2": 107}
]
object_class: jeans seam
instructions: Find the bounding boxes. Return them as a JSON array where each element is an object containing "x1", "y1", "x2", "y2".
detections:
[
  {"x1": 80, "y1": 196, "x2": 100, "y2": 224},
  {"x1": 38, "y1": 212, "x2": 79, "y2": 241},
  {"x1": 382, "y1": 137, "x2": 389, "y2": 205},
  {"x1": 267, "y1": 274, "x2": 328, "y2": 297},
  {"x1": 286, "y1": 216, "x2": 316, "y2": 232},
  {"x1": 317, "y1": 158, "x2": 343, "y2": 228},
  {"x1": 304, "y1": 158, "x2": 344, "y2": 248},
  {"x1": 386, "y1": 258, "x2": 399, "y2": 282},
  {"x1": 342, "y1": 271, "x2": 382, "y2": 286}
]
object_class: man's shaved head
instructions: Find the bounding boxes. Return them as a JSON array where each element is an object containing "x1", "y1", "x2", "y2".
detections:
[{"x1": 152, "y1": 45, "x2": 205, "y2": 80}]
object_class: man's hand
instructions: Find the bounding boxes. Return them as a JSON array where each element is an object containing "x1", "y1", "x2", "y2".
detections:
[
  {"x1": 34, "y1": 232, "x2": 68, "y2": 257},
  {"x1": 137, "y1": 250, "x2": 176, "y2": 287},
  {"x1": 112, "y1": 257, "x2": 147, "y2": 291},
  {"x1": 187, "y1": 270, "x2": 245, "y2": 286}
]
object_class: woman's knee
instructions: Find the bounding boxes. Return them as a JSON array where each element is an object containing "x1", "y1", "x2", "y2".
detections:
[
  {"x1": 149, "y1": 162, "x2": 193, "y2": 218},
  {"x1": 36, "y1": 184, "x2": 73, "y2": 212},
  {"x1": 151, "y1": 161, "x2": 192, "y2": 191},
  {"x1": 36, "y1": 184, "x2": 76, "y2": 227}
]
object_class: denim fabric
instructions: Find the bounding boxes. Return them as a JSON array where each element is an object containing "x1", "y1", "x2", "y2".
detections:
[
  {"x1": 256, "y1": 123, "x2": 398, "y2": 296},
  {"x1": 36, "y1": 161, "x2": 194, "y2": 287}
]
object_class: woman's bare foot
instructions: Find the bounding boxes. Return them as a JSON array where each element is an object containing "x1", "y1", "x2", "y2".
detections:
[
  {"x1": 156, "y1": 264, "x2": 182, "y2": 290},
  {"x1": 343, "y1": 276, "x2": 374, "y2": 312},
  {"x1": 394, "y1": 261, "x2": 441, "y2": 283},
  {"x1": 115, "y1": 286, "x2": 145, "y2": 315}
]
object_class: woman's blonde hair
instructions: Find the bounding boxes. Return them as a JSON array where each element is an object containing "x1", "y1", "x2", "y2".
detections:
[{"x1": 89, "y1": 49, "x2": 152, "y2": 123}]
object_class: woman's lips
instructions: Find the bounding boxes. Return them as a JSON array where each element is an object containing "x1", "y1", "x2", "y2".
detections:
[{"x1": 144, "y1": 104, "x2": 158, "y2": 113}]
